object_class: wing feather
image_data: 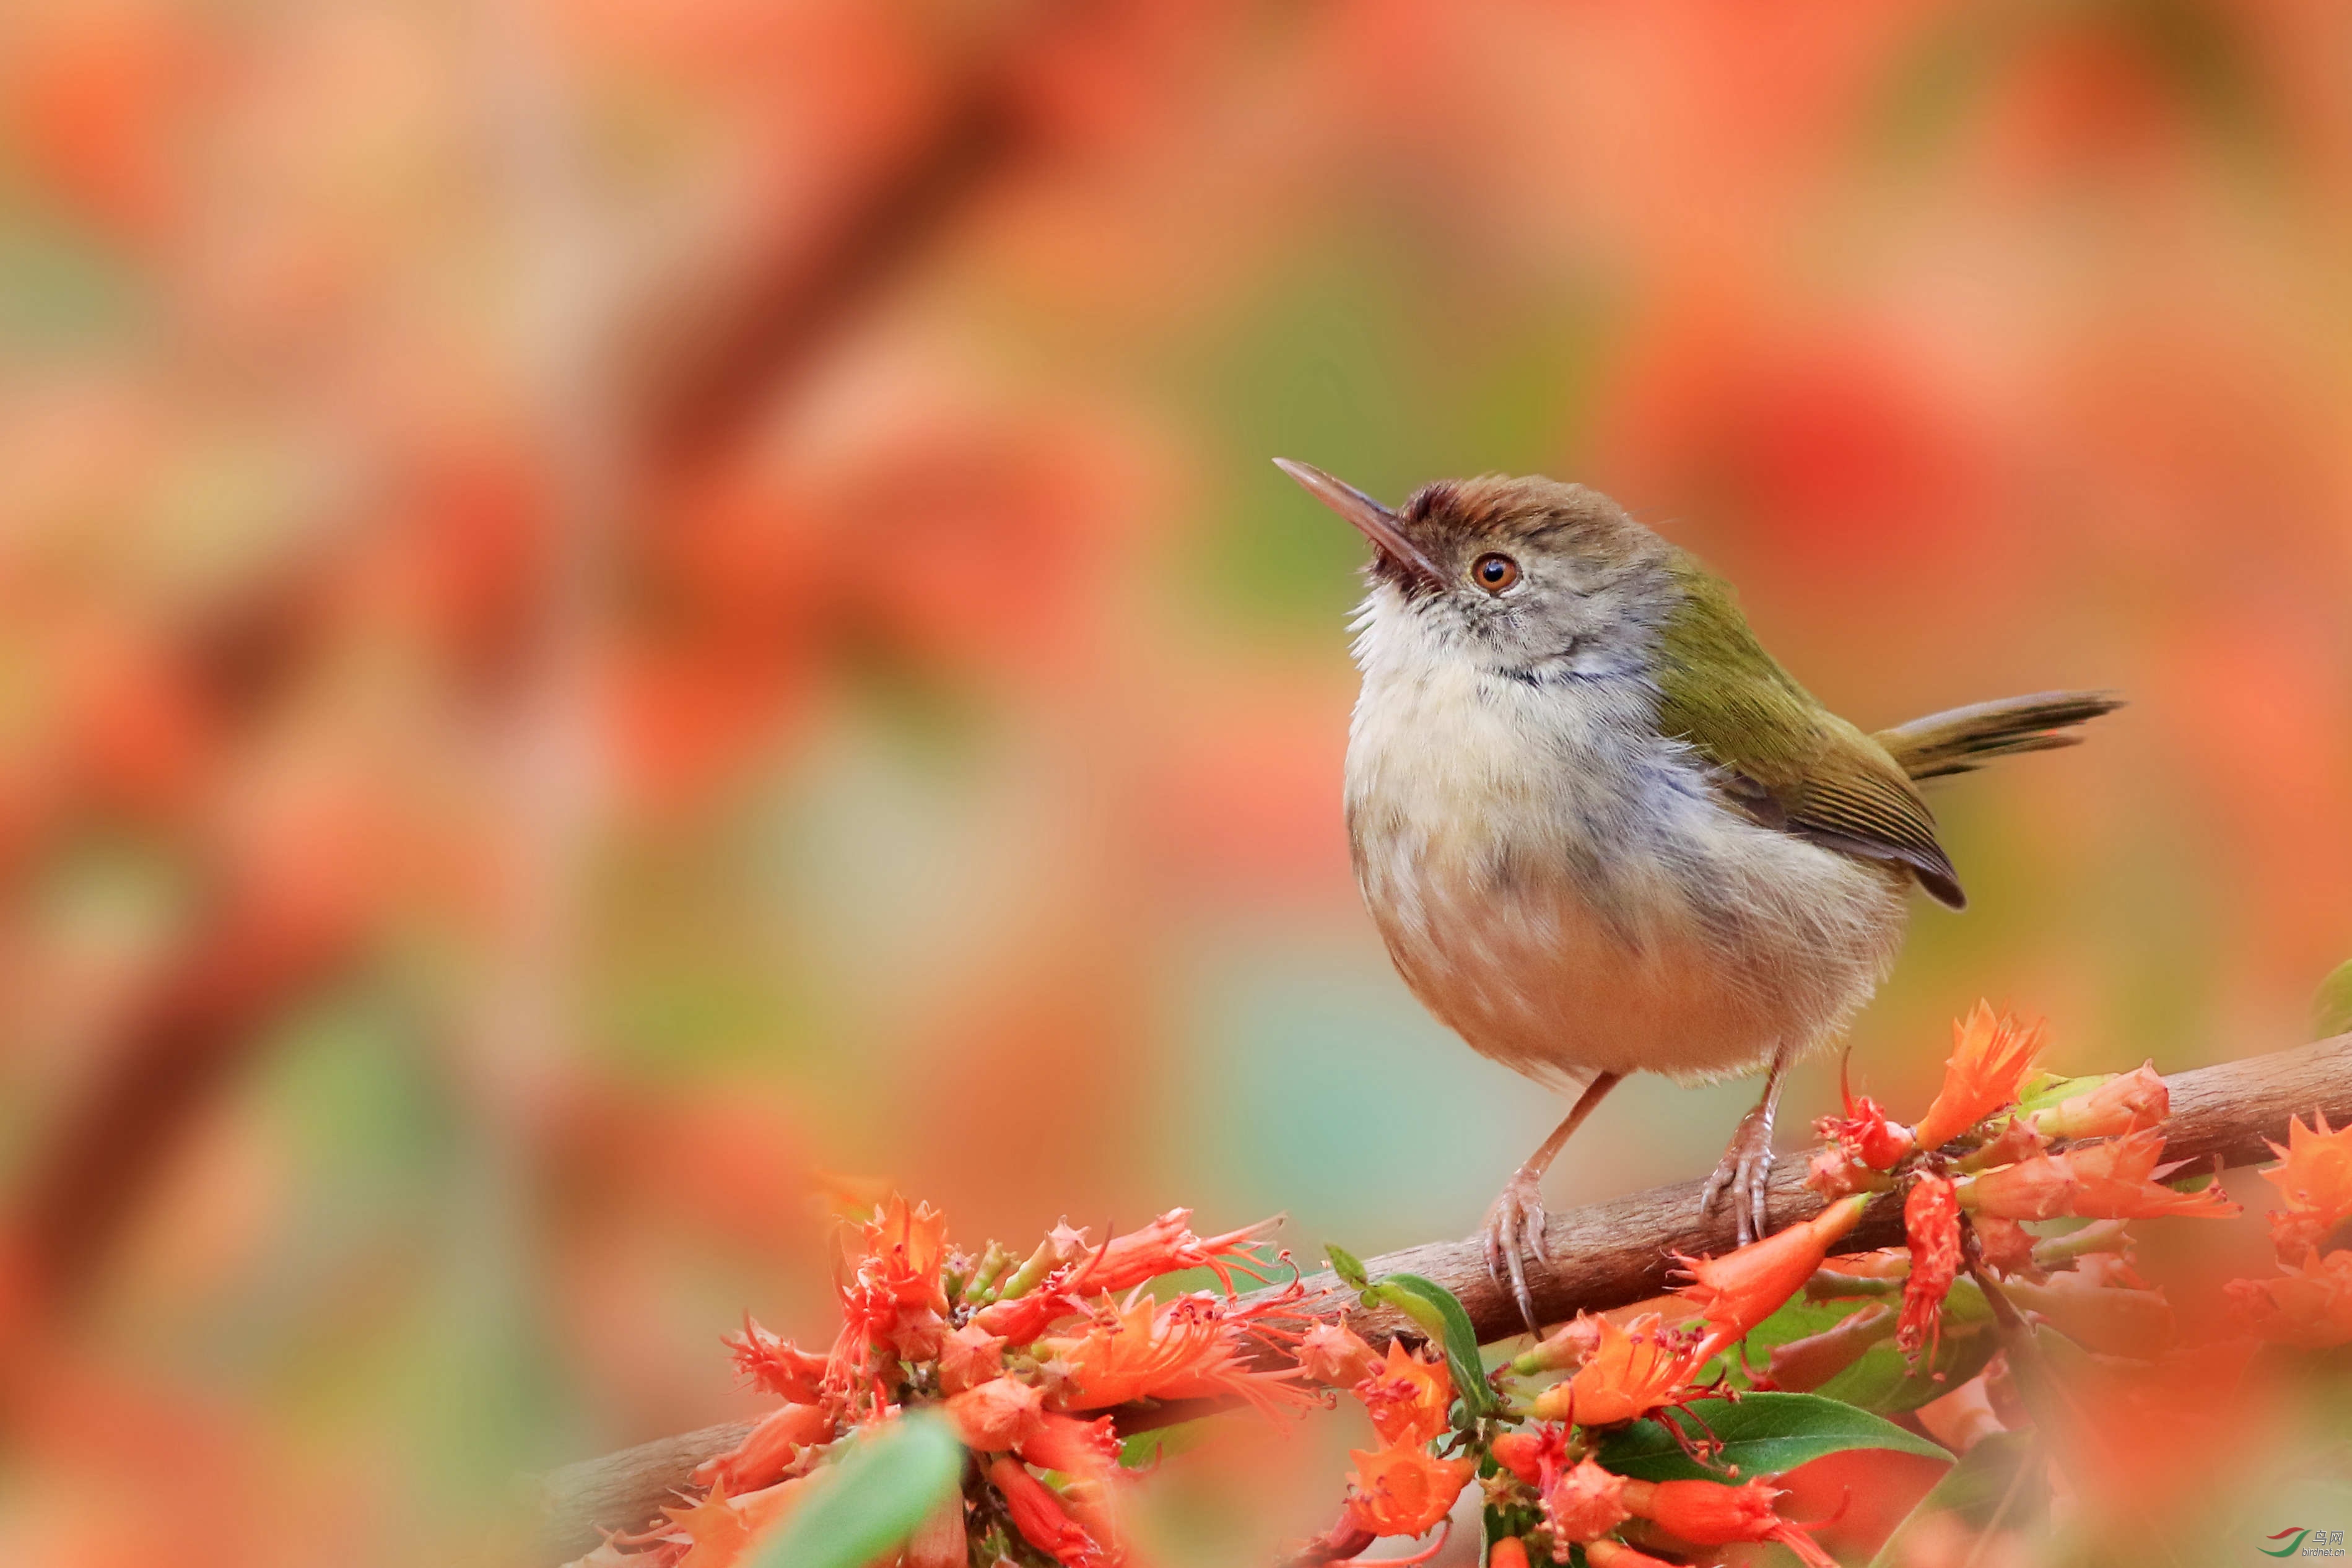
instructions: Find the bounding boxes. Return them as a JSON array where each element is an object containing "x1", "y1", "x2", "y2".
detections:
[{"x1": 1655, "y1": 557, "x2": 1966, "y2": 909}]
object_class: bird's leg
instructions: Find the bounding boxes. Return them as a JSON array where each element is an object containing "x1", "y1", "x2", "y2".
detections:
[
  {"x1": 1701, "y1": 1045, "x2": 1793, "y2": 1246},
  {"x1": 1483, "y1": 1071, "x2": 1622, "y2": 1336}
]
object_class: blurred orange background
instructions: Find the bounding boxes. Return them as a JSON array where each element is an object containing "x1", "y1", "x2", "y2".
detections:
[{"x1": 2, "y1": 0, "x2": 2349, "y2": 1562}]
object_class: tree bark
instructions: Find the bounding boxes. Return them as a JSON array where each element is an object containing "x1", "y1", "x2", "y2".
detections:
[{"x1": 532, "y1": 1032, "x2": 2352, "y2": 1560}]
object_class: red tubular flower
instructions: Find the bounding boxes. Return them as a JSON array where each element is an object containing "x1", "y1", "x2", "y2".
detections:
[
  {"x1": 1620, "y1": 1476, "x2": 1838, "y2": 1568},
  {"x1": 1342, "y1": 1444, "x2": 1474, "y2": 1538},
  {"x1": 1531, "y1": 1313, "x2": 1701, "y2": 1427},
  {"x1": 691, "y1": 1400, "x2": 834, "y2": 1492},
  {"x1": 1019, "y1": 1413, "x2": 1120, "y2": 1479},
  {"x1": 858, "y1": 1194, "x2": 950, "y2": 1315},
  {"x1": 988, "y1": 1456, "x2": 1109, "y2": 1567},
  {"x1": 2260, "y1": 1111, "x2": 2352, "y2": 1258},
  {"x1": 1913, "y1": 1004, "x2": 2047, "y2": 1150},
  {"x1": 1352, "y1": 1339, "x2": 1453, "y2": 1448},
  {"x1": 1037, "y1": 1290, "x2": 1318, "y2": 1417},
  {"x1": 947, "y1": 1374, "x2": 1047, "y2": 1453},
  {"x1": 1816, "y1": 1075, "x2": 1915, "y2": 1171},
  {"x1": 2228, "y1": 1248, "x2": 2352, "y2": 1348},
  {"x1": 1542, "y1": 1456, "x2": 1631, "y2": 1543},
  {"x1": 1959, "y1": 1129, "x2": 2241, "y2": 1221},
  {"x1": 1678, "y1": 1193, "x2": 1871, "y2": 1357},
  {"x1": 1487, "y1": 1538, "x2": 1531, "y2": 1568},
  {"x1": 1296, "y1": 1321, "x2": 1382, "y2": 1387},
  {"x1": 1487, "y1": 1426, "x2": 1563, "y2": 1487},
  {"x1": 1585, "y1": 1541, "x2": 1681, "y2": 1568},
  {"x1": 937, "y1": 1322, "x2": 1008, "y2": 1395},
  {"x1": 724, "y1": 1316, "x2": 829, "y2": 1401},
  {"x1": 1899, "y1": 1174, "x2": 1962, "y2": 1362},
  {"x1": 2029, "y1": 1063, "x2": 2168, "y2": 1141},
  {"x1": 1085, "y1": 1209, "x2": 1281, "y2": 1294}
]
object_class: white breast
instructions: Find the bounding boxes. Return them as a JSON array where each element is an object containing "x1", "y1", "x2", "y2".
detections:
[{"x1": 1344, "y1": 593, "x2": 1907, "y2": 1089}]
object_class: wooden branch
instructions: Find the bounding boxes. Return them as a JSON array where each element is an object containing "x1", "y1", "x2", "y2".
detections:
[{"x1": 532, "y1": 1033, "x2": 2352, "y2": 1558}]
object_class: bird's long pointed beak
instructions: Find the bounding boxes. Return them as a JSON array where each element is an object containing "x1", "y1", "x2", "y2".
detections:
[{"x1": 1273, "y1": 458, "x2": 1447, "y2": 588}]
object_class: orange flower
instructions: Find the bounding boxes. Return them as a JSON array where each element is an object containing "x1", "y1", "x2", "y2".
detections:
[
  {"x1": 1620, "y1": 1476, "x2": 1837, "y2": 1568},
  {"x1": 1085, "y1": 1208, "x2": 1281, "y2": 1294},
  {"x1": 988, "y1": 1456, "x2": 1110, "y2": 1567},
  {"x1": 2228, "y1": 1248, "x2": 2352, "y2": 1348},
  {"x1": 1353, "y1": 1339, "x2": 1453, "y2": 1447},
  {"x1": 691, "y1": 1400, "x2": 834, "y2": 1492},
  {"x1": 946, "y1": 1374, "x2": 1047, "y2": 1453},
  {"x1": 857, "y1": 1194, "x2": 949, "y2": 1314},
  {"x1": 1542, "y1": 1456, "x2": 1631, "y2": 1543},
  {"x1": 724, "y1": 1317, "x2": 829, "y2": 1401},
  {"x1": 2028, "y1": 1063, "x2": 2169, "y2": 1141},
  {"x1": 1037, "y1": 1291, "x2": 1317, "y2": 1417},
  {"x1": 1343, "y1": 1444, "x2": 1474, "y2": 1538},
  {"x1": 1487, "y1": 1538, "x2": 1531, "y2": 1568},
  {"x1": 1678, "y1": 1193, "x2": 1871, "y2": 1357},
  {"x1": 1296, "y1": 1321, "x2": 1382, "y2": 1387},
  {"x1": 1913, "y1": 1004, "x2": 2046, "y2": 1150},
  {"x1": 1898, "y1": 1174, "x2": 1961, "y2": 1362},
  {"x1": 1959, "y1": 1129, "x2": 2240, "y2": 1221},
  {"x1": 937, "y1": 1322, "x2": 1006, "y2": 1395},
  {"x1": 1531, "y1": 1313, "x2": 1701, "y2": 1427},
  {"x1": 2260, "y1": 1112, "x2": 2352, "y2": 1258}
]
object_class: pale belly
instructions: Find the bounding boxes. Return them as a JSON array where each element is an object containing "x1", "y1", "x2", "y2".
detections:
[
  {"x1": 1356, "y1": 822, "x2": 1910, "y2": 1087},
  {"x1": 1344, "y1": 685, "x2": 1911, "y2": 1089}
]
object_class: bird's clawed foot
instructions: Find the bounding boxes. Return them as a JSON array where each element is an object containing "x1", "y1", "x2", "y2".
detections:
[
  {"x1": 1700, "y1": 1105, "x2": 1777, "y2": 1246},
  {"x1": 1481, "y1": 1165, "x2": 1552, "y2": 1336}
]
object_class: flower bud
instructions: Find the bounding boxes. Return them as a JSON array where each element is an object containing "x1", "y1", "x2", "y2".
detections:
[
  {"x1": 2029, "y1": 1063, "x2": 2167, "y2": 1141},
  {"x1": 1764, "y1": 1303, "x2": 1894, "y2": 1392},
  {"x1": 1619, "y1": 1476, "x2": 1837, "y2": 1567},
  {"x1": 1296, "y1": 1321, "x2": 1381, "y2": 1387},
  {"x1": 1678, "y1": 1194, "x2": 1871, "y2": 1356},
  {"x1": 1585, "y1": 1541, "x2": 1681, "y2": 1568},
  {"x1": 1542, "y1": 1456, "x2": 1631, "y2": 1543}
]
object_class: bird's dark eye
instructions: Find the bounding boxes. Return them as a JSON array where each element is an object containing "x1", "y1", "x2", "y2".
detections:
[{"x1": 1471, "y1": 552, "x2": 1520, "y2": 593}]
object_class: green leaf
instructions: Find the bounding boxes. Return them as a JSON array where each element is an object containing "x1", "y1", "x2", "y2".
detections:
[
  {"x1": 1866, "y1": 1432, "x2": 2040, "y2": 1568},
  {"x1": 1325, "y1": 1244, "x2": 1372, "y2": 1292},
  {"x1": 2316, "y1": 957, "x2": 2352, "y2": 1040},
  {"x1": 1595, "y1": 1392, "x2": 1951, "y2": 1482},
  {"x1": 745, "y1": 1413, "x2": 964, "y2": 1568},
  {"x1": 1366, "y1": 1272, "x2": 1497, "y2": 1417},
  {"x1": 1118, "y1": 1418, "x2": 1214, "y2": 1471}
]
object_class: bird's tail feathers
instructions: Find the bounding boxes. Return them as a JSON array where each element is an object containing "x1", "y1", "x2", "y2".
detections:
[{"x1": 1875, "y1": 689, "x2": 2124, "y2": 782}]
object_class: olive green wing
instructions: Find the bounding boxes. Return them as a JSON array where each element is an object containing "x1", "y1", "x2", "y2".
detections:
[{"x1": 1654, "y1": 558, "x2": 1966, "y2": 909}]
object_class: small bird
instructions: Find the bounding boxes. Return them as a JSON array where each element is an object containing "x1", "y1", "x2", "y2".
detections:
[{"x1": 1276, "y1": 459, "x2": 2120, "y2": 1331}]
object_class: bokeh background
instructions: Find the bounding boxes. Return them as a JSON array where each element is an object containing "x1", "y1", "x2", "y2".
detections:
[{"x1": 3, "y1": 0, "x2": 2350, "y2": 1562}]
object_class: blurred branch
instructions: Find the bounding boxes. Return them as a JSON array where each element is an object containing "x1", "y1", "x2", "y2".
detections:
[
  {"x1": 634, "y1": 0, "x2": 1093, "y2": 473},
  {"x1": 531, "y1": 1032, "x2": 2352, "y2": 1561},
  {"x1": 0, "y1": 0, "x2": 1107, "y2": 1359}
]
